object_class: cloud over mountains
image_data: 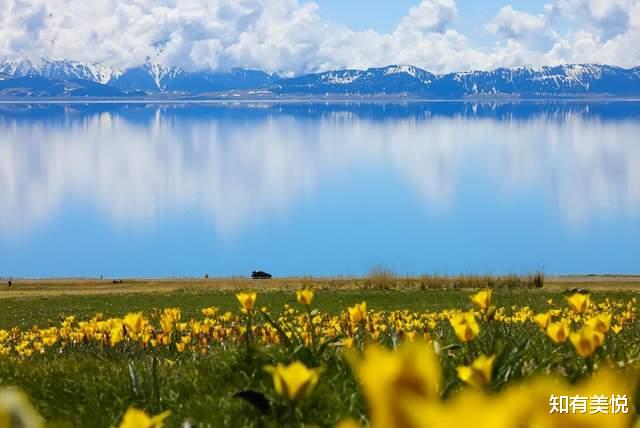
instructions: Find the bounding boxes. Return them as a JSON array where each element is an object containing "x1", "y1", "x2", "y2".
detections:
[{"x1": 0, "y1": 0, "x2": 639, "y2": 74}]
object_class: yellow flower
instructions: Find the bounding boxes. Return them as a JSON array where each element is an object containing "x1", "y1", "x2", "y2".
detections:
[
  {"x1": 546, "y1": 321, "x2": 570, "y2": 344},
  {"x1": 585, "y1": 313, "x2": 612, "y2": 334},
  {"x1": 159, "y1": 308, "x2": 181, "y2": 334},
  {"x1": 470, "y1": 289, "x2": 492, "y2": 311},
  {"x1": 235, "y1": 292, "x2": 257, "y2": 312},
  {"x1": 566, "y1": 293, "x2": 590, "y2": 314},
  {"x1": 403, "y1": 387, "x2": 511, "y2": 428},
  {"x1": 350, "y1": 342, "x2": 441, "y2": 428},
  {"x1": 457, "y1": 355, "x2": 495, "y2": 389},
  {"x1": 569, "y1": 326, "x2": 604, "y2": 358},
  {"x1": 296, "y1": 289, "x2": 314, "y2": 306},
  {"x1": 110, "y1": 324, "x2": 125, "y2": 346},
  {"x1": 449, "y1": 313, "x2": 479, "y2": 342},
  {"x1": 123, "y1": 312, "x2": 146, "y2": 336},
  {"x1": 534, "y1": 312, "x2": 551, "y2": 330},
  {"x1": 348, "y1": 302, "x2": 368, "y2": 324},
  {"x1": 118, "y1": 407, "x2": 171, "y2": 428},
  {"x1": 0, "y1": 388, "x2": 43, "y2": 428},
  {"x1": 265, "y1": 361, "x2": 321, "y2": 401},
  {"x1": 611, "y1": 324, "x2": 623, "y2": 334},
  {"x1": 522, "y1": 369, "x2": 633, "y2": 428},
  {"x1": 334, "y1": 418, "x2": 361, "y2": 428},
  {"x1": 342, "y1": 338, "x2": 354, "y2": 348},
  {"x1": 201, "y1": 307, "x2": 217, "y2": 317}
]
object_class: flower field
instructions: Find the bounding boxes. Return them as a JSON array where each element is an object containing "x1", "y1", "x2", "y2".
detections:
[{"x1": 1, "y1": 289, "x2": 640, "y2": 427}]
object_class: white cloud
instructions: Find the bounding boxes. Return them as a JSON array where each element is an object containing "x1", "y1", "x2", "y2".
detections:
[
  {"x1": 487, "y1": 6, "x2": 548, "y2": 40},
  {"x1": 0, "y1": 0, "x2": 489, "y2": 74},
  {"x1": 554, "y1": 0, "x2": 633, "y2": 38},
  {"x1": 0, "y1": 0, "x2": 639, "y2": 74},
  {"x1": 484, "y1": 1, "x2": 640, "y2": 69},
  {"x1": 486, "y1": 5, "x2": 558, "y2": 53},
  {"x1": 396, "y1": 0, "x2": 457, "y2": 34}
]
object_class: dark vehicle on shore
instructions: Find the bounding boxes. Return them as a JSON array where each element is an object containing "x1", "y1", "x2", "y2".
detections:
[{"x1": 251, "y1": 271, "x2": 272, "y2": 279}]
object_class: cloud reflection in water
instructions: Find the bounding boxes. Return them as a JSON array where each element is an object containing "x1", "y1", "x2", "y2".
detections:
[{"x1": 0, "y1": 103, "x2": 638, "y2": 240}]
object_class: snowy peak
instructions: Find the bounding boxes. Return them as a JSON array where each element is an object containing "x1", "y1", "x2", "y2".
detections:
[
  {"x1": 320, "y1": 70, "x2": 363, "y2": 85},
  {"x1": 0, "y1": 58, "x2": 37, "y2": 77},
  {"x1": 382, "y1": 65, "x2": 434, "y2": 83},
  {"x1": 0, "y1": 58, "x2": 639, "y2": 97},
  {"x1": 0, "y1": 57, "x2": 123, "y2": 84},
  {"x1": 38, "y1": 59, "x2": 124, "y2": 84},
  {"x1": 143, "y1": 62, "x2": 182, "y2": 90},
  {"x1": 273, "y1": 63, "x2": 640, "y2": 96},
  {"x1": 274, "y1": 65, "x2": 437, "y2": 94}
]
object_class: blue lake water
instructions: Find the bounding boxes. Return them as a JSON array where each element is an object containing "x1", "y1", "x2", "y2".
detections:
[{"x1": 0, "y1": 102, "x2": 638, "y2": 277}]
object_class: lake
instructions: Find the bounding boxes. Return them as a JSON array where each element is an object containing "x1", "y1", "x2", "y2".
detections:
[{"x1": 0, "y1": 101, "x2": 638, "y2": 277}]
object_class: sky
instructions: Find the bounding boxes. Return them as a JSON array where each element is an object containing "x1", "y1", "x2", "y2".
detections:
[{"x1": 0, "y1": 0, "x2": 639, "y2": 74}]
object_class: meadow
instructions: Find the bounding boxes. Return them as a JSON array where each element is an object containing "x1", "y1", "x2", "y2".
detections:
[{"x1": 1, "y1": 275, "x2": 640, "y2": 427}]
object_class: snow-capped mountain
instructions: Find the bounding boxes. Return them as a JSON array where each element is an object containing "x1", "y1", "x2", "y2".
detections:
[
  {"x1": 110, "y1": 63, "x2": 278, "y2": 93},
  {"x1": 0, "y1": 57, "x2": 279, "y2": 96},
  {"x1": 274, "y1": 64, "x2": 640, "y2": 96},
  {"x1": 0, "y1": 58, "x2": 122, "y2": 84},
  {"x1": 38, "y1": 59, "x2": 123, "y2": 84},
  {"x1": 0, "y1": 58, "x2": 639, "y2": 97},
  {"x1": 273, "y1": 65, "x2": 436, "y2": 94},
  {"x1": 429, "y1": 64, "x2": 640, "y2": 96}
]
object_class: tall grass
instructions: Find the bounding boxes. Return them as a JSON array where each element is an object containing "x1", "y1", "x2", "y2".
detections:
[
  {"x1": 363, "y1": 266, "x2": 398, "y2": 290},
  {"x1": 360, "y1": 270, "x2": 544, "y2": 291}
]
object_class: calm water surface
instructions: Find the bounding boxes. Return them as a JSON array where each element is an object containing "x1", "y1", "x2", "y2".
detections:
[{"x1": 0, "y1": 102, "x2": 638, "y2": 277}]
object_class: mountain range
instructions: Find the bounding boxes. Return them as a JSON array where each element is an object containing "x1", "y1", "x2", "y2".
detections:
[{"x1": 1, "y1": 58, "x2": 640, "y2": 98}]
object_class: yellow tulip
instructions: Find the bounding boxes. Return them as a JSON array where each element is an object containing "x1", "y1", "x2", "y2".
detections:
[
  {"x1": 118, "y1": 407, "x2": 171, "y2": 428},
  {"x1": 0, "y1": 388, "x2": 43, "y2": 428},
  {"x1": 334, "y1": 418, "x2": 361, "y2": 428},
  {"x1": 470, "y1": 289, "x2": 492, "y2": 311},
  {"x1": 235, "y1": 292, "x2": 257, "y2": 312},
  {"x1": 296, "y1": 289, "x2": 315, "y2": 306},
  {"x1": 570, "y1": 326, "x2": 604, "y2": 358},
  {"x1": 123, "y1": 312, "x2": 146, "y2": 336},
  {"x1": 449, "y1": 313, "x2": 479, "y2": 342},
  {"x1": 534, "y1": 312, "x2": 551, "y2": 330},
  {"x1": 350, "y1": 342, "x2": 441, "y2": 428},
  {"x1": 566, "y1": 293, "x2": 590, "y2": 314},
  {"x1": 585, "y1": 313, "x2": 612, "y2": 334},
  {"x1": 110, "y1": 325, "x2": 125, "y2": 346},
  {"x1": 457, "y1": 354, "x2": 495, "y2": 389},
  {"x1": 159, "y1": 308, "x2": 181, "y2": 334},
  {"x1": 201, "y1": 307, "x2": 217, "y2": 317},
  {"x1": 348, "y1": 302, "x2": 368, "y2": 324},
  {"x1": 546, "y1": 321, "x2": 570, "y2": 344},
  {"x1": 265, "y1": 361, "x2": 321, "y2": 401}
]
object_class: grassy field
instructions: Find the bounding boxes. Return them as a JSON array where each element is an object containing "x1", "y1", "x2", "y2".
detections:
[
  {"x1": 1, "y1": 275, "x2": 639, "y2": 328},
  {"x1": 0, "y1": 276, "x2": 639, "y2": 427}
]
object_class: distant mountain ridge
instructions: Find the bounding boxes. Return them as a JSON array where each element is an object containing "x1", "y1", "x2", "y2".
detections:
[{"x1": 1, "y1": 57, "x2": 639, "y2": 98}]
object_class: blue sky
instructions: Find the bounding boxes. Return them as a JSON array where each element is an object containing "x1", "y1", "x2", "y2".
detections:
[
  {"x1": 0, "y1": 0, "x2": 638, "y2": 73},
  {"x1": 310, "y1": 1, "x2": 574, "y2": 48},
  {"x1": 311, "y1": 0, "x2": 512, "y2": 36}
]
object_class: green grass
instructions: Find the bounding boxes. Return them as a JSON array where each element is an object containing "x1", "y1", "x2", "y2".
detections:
[
  {"x1": 0, "y1": 345, "x2": 359, "y2": 428},
  {"x1": 2, "y1": 288, "x2": 640, "y2": 427},
  {"x1": 1, "y1": 288, "x2": 639, "y2": 329}
]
